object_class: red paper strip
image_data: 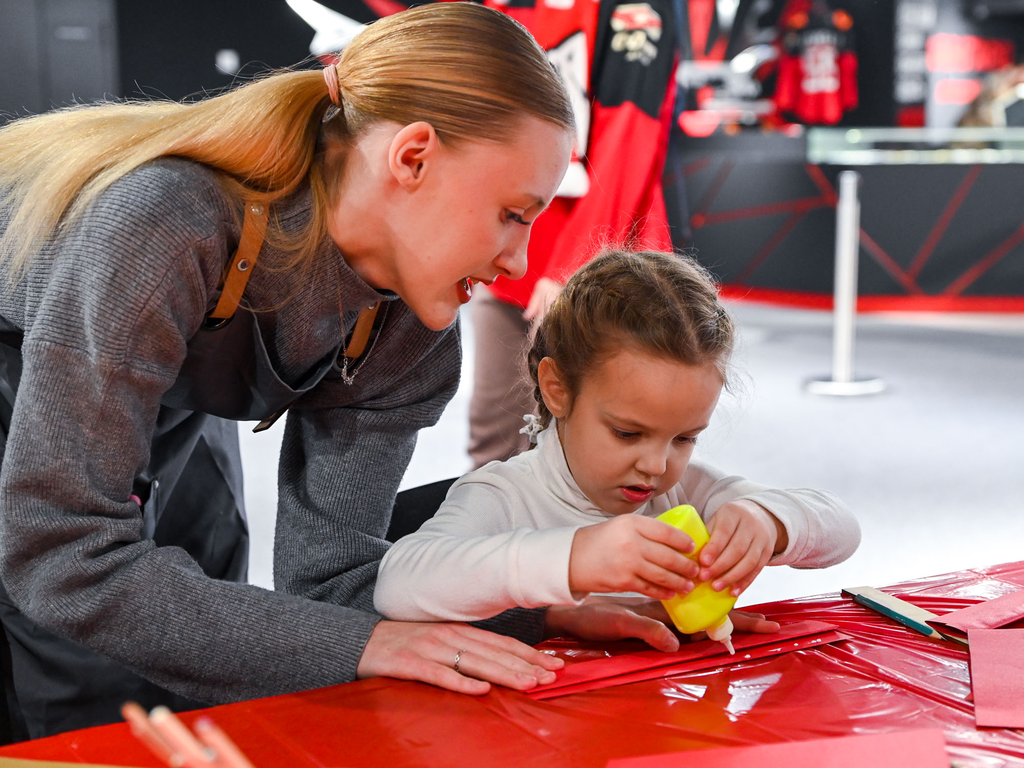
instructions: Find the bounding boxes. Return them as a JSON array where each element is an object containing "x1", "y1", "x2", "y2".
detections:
[
  {"x1": 531, "y1": 630, "x2": 847, "y2": 699},
  {"x1": 968, "y1": 628, "x2": 1024, "y2": 728},
  {"x1": 527, "y1": 620, "x2": 837, "y2": 698},
  {"x1": 928, "y1": 589, "x2": 1024, "y2": 636},
  {"x1": 605, "y1": 728, "x2": 949, "y2": 767}
]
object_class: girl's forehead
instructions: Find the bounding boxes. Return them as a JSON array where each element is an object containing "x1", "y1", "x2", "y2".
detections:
[
  {"x1": 587, "y1": 346, "x2": 722, "y2": 383},
  {"x1": 580, "y1": 364, "x2": 722, "y2": 436}
]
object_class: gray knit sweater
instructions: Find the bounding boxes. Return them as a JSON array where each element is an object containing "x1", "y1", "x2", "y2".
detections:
[{"x1": 0, "y1": 159, "x2": 544, "y2": 705}]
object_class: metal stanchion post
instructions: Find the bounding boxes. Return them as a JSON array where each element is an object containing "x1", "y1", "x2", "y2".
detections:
[{"x1": 805, "y1": 170, "x2": 885, "y2": 396}]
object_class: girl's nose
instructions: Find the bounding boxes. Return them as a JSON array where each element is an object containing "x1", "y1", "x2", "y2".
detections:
[{"x1": 635, "y1": 445, "x2": 669, "y2": 478}]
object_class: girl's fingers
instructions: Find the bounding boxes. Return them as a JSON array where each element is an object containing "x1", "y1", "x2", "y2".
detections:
[
  {"x1": 637, "y1": 537, "x2": 699, "y2": 580},
  {"x1": 644, "y1": 519, "x2": 696, "y2": 556},
  {"x1": 700, "y1": 528, "x2": 750, "y2": 582},
  {"x1": 713, "y1": 548, "x2": 772, "y2": 592},
  {"x1": 730, "y1": 556, "x2": 772, "y2": 595},
  {"x1": 711, "y1": 547, "x2": 764, "y2": 592},
  {"x1": 634, "y1": 580, "x2": 681, "y2": 602},
  {"x1": 635, "y1": 561, "x2": 694, "y2": 597},
  {"x1": 701, "y1": 514, "x2": 738, "y2": 567}
]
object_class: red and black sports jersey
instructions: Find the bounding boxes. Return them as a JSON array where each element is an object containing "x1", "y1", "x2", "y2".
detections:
[
  {"x1": 361, "y1": 0, "x2": 680, "y2": 308},
  {"x1": 486, "y1": 0, "x2": 679, "y2": 307},
  {"x1": 773, "y1": 0, "x2": 858, "y2": 125}
]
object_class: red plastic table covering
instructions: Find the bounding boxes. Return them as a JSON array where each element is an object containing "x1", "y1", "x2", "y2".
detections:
[{"x1": 3, "y1": 561, "x2": 1024, "y2": 768}]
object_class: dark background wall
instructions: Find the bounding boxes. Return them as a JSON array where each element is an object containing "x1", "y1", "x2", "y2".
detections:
[
  {"x1": 0, "y1": 0, "x2": 119, "y2": 119},
  {"x1": 0, "y1": 0, "x2": 372, "y2": 121},
  {"x1": 115, "y1": 0, "x2": 329, "y2": 101},
  {"x1": 842, "y1": 0, "x2": 898, "y2": 126},
  {"x1": 2, "y1": 1, "x2": 1022, "y2": 126}
]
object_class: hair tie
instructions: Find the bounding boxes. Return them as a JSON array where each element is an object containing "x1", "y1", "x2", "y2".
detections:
[
  {"x1": 323, "y1": 65, "x2": 341, "y2": 107},
  {"x1": 519, "y1": 413, "x2": 544, "y2": 445}
]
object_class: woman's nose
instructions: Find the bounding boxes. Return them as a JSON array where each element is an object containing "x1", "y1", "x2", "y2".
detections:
[{"x1": 495, "y1": 229, "x2": 530, "y2": 280}]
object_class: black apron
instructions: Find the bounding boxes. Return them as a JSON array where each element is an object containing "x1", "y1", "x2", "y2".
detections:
[{"x1": 0, "y1": 204, "x2": 347, "y2": 741}]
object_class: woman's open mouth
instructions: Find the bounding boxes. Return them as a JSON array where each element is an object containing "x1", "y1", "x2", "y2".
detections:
[{"x1": 620, "y1": 485, "x2": 654, "y2": 503}]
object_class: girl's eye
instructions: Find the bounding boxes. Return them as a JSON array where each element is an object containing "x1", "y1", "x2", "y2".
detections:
[
  {"x1": 506, "y1": 211, "x2": 528, "y2": 225},
  {"x1": 675, "y1": 435, "x2": 698, "y2": 445},
  {"x1": 612, "y1": 428, "x2": 639, "y2": 440}
]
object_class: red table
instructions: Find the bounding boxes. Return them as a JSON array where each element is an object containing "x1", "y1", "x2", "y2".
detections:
[{"x1": 3, "y1": 562, "x2": 1023, "y2": 767}]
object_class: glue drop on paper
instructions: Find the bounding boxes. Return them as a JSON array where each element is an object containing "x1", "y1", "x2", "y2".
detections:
[{"x1": 656, "y1": 505, "x2": 739, "y2": 654}]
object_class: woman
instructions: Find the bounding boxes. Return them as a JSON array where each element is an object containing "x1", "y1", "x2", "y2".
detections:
[{"x1": 0, "y1": 3, "x2": 672, "y2": 741}]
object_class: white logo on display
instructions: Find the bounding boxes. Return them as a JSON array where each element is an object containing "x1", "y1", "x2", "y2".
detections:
[
  {"x1": 610, "y1": 3, "x2": 662, "y2": 65},
  {"x1": 802, "y1": 40, "x2": 839, "y2": 94},
  {"x1": 547, "y1": 31, "x2": 591, "y2": 157}
]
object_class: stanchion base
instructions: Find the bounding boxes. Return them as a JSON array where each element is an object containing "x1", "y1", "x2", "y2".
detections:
[{"x1": 804, "y1": 377, "x2": 886, "y2": 396}]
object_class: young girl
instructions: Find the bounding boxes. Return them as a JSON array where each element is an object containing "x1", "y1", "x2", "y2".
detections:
[{"x1": 375, "y1": 250, "x2": 860, "y2": 641}]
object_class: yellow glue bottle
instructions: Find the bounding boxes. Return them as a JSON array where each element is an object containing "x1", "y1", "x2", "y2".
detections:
[{"x1": 657, "y1": 504, "x2": 737, "y2": 654}]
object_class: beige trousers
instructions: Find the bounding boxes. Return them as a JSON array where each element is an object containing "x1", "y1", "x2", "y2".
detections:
[{"x1": 468, "y1": 286, "x2": 535, "y2": 469}]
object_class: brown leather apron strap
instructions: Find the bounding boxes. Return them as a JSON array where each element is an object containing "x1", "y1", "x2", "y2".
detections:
[
  {"x1": 208, "y1": 201, "x2": 270, "y2": 322},
  {"x1": 344, "y1": 303, "x2": 381, "y2": 359}
]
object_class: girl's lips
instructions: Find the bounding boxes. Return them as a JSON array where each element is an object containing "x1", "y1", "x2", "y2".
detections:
[
  {"x1": 456, "y1": 278, "x2": 473, "y2": 304},
  {"x1": 620, "y1": 485, "x2": 654, "y2": 503}
]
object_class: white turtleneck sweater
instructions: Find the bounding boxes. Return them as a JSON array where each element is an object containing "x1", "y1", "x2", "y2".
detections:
[{"x1": 374, "y1": 425, "x2": 860, "y2": 622}]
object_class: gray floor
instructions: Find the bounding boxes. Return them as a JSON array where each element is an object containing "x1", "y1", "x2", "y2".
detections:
[{"x1": 239, "y1": 302, "x2": 1024, "y2": 609}]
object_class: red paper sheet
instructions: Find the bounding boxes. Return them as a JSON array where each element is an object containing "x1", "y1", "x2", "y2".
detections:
[
  {"x1": 968, "y1": 628, "x2": 1024, "y2": 728},
  {"x1": 605, "y1": 728, "x2": 950, "y2": 767},
  {"x1": 528, "y1": 620, "x2": 840, "y2": 699},
  {"x1": 928, "y1": 590, "x2": 1024, "y2": 636},
  {"x1": 532, "y1": 629, "x2": 846, "y2": 699}
]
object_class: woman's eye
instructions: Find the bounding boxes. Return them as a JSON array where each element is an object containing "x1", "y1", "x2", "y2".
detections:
[{"x1": 506, "y1": 211, "x2": 528, "y2": 225}]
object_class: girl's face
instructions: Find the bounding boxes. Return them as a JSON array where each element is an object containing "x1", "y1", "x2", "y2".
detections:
[
  {"x1": 539, "y1": 347, "x2": 724, "y2": 515},
  {"x1": 333, "y1": 117, "x2": 572, "y2": 332}
]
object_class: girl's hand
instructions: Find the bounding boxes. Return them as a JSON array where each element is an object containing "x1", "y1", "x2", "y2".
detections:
[
  {"x1": 522, "y1": 277, "x2": 563, "y2": 323},
  {"x1": 569, "y1": 515, "x2": 700, "y2": 600},
  {"x1": 700, "y1": 500, "x2": 789, "y2": 596},
  {"x1": 356, "y1": 620, "x2": 563, "y2": 695}
]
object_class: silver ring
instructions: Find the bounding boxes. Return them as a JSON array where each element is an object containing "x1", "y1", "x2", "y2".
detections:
[{"x1": 453, "y1": 649, "x2": 466, "y2": 674}]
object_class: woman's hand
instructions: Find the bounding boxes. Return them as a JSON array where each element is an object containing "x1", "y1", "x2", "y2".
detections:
[
  {"x1": 568, "y1": 516, "x2": 700, "y2": 600},
  {"x1": 728, "y1": 609, "x2": 780, "y2": 634},
  {"x1": 356, "y1": 620, "x2": 563, "y2": 695},
  {"x1": 545, "y1": 598, "x2": 781, "y2": 652},
  {"x1": 701, "y1": 500, "x2": 788, "y2": 597},
  {"x1": 545, "y1": 598, "x2": 683, "y2": 652},
  {"x1": 522, "y1": 277, "x2": 563, "y2": 323}
]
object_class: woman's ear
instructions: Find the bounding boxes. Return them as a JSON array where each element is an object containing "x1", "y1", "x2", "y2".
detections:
[
  {"x1": 538, "y1": 357, "x2": 571, "y2": 419},
  {"x1": 388, "y1": 121, "x2": 438, "y2": 190}
]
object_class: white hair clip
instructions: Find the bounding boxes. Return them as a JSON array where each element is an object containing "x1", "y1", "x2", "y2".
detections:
[{"x1": 519, "y1": 413, "x2": 544, "y2": 444}]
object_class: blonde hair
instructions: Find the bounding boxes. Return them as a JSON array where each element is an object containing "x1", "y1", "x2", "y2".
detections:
[
  {"x1": 527, "y1": 250, "x2": 735, "y2": 430},
  {"x1": 0, "y1": 2, "x2": 573, "y2": 280}
]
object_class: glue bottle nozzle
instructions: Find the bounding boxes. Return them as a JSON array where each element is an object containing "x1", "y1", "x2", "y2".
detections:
[{"x1": 706, "y1": 615, "x2": 735, "y2": 656}]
